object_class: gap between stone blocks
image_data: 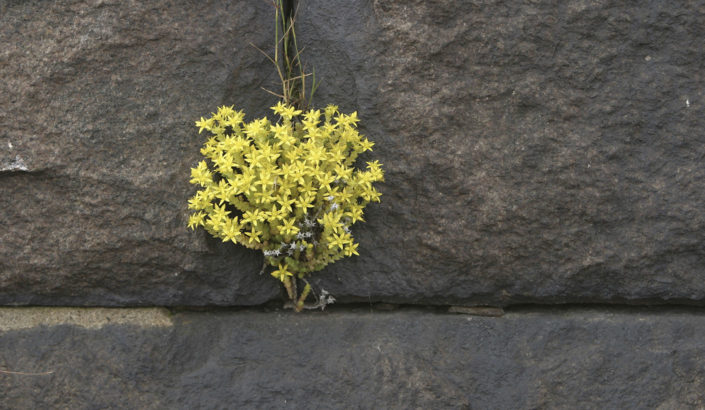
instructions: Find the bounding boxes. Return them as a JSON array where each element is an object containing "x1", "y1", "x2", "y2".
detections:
[{"x1": 4, "y1": 303, "x2": 705, "y2": 331}]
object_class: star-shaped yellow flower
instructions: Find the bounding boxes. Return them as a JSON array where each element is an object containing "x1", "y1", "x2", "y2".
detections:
[{"x1": 271, "y1": 263, "x2": 293, "y2": 282}]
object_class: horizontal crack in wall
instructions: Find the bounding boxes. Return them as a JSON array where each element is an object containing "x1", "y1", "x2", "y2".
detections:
[
  {"x1": 168, "y1": 301, "x2": 705, "y2": 315},
  {"x1": 3, "y1": 303, "x2": 705, "y2": 329}
]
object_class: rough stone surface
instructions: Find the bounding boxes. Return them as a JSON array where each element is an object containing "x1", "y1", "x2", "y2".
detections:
[
  {"x1": 1, "y1": 308, "x2": 704, "y2": 408},
  {"x1": 3, "y1": 0, "x2": 705, "y2": 306},
  {"x1": 296, "y1": 0, "x2": 705, "y2": 305},
  {"x1": 0, "y1": 0, "x2": 282, "y2": 305}
]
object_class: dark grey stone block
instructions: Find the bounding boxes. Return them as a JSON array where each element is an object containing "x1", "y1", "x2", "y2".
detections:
[
  {"x1": 0, "y1": 0, "x2": 282, "y2": 305},
  {"x1": 297, "y1": 0, "x2": 705, "y2": 305},
  {"x1": 1, "y1": 308, "x2": 704, "y2": 408}
]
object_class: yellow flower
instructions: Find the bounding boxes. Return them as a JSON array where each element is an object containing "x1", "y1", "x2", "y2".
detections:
[
  {"x1": 328, "y1": 146, "x2": 346, "y2": 163},
  {"x1": 189, "y1": 161, "x2": 212, "y2": 187},
  {"x1": 328, "y1": 232, "x2": 349, "y2": 250},
  {"x1": 242, "y1": 209, "x2": 266, "y2": 225},
  {"x1": 271, "y1": 101, "x2": 287, "y2": 116},
  {"x1": 319, "y1": 211, "x2": 341, "y2": 228},
  {"x1": 279, "y1": 163, "x2": 295, "y2": 180},
  {"x1": 253, "y1": 190, "x2": 274, "y2": 205},
  {"x1": 359, "y1": 138, "x2": 374, "y2": 152},
  {"x1": 221, "y1": 218, "x2": 240, "y2": 242},
  {"x1": 322, "y1": 122, "x2": 337, "y2": 135},
  {"x1": 302, "y1": 109, "x2": 321, "y2": 131},
  {"x1": 245, "y1": 226, "x2": 262, "y2": 243},
  {"x1": 214, "y1": 179, "x2": 234, "y2": 205},
  {"x1": 187, "y1": 212, "x2": 206, "y2": 230},
  {"x1": 295, "y1": 193, "x2": 314, "y2": 213},
  {"x1": 334, "y1": 163, "x2": 353, "y2": 181},
  {"x1": 187, "y1": 190, "x2": 211, "y2": 211},
  {"x1": 217, "y1": 105, "x2": 235, "y2": 118},
  {"x1": 298, "y1": 181, "x2": 317, "y2": 196},
  {"x1": 271, "y1": 123, "x2": 290, "y2": 141},
  {"x1": 335, "y1": 189, "x2": 353, "y2": 205},
  {"x1": 277, "y1": 195, "x2": 296, "y2": 214},
  {"x1": 271, "y1": 263, "x2": 293, "y2": 282},
  {"x1": 336, "y1": 111, "x2": 359, "y2": 127},
  {"x1": 362, "y1": 187, "x2": 382, "y2": 202},
  {"x1": 283, "y1": 106, "x2": 302, "y2": 119},
  {"x1": 244, "y1": 149, "x2": 265, "y2": 166},
  {"x1": 213, "y1": 152, "x2": 235, "y2": 173},
  {"x1": 344, "y1": 241, "x2": 359, "y2": 256},
  {"x1": 368, "y1": 189, "x2": 382, "y2": 202},
  {"x1": 267, "y1": 203, "x2": 288, "y2": 222},
  {"x1": 366, "y1": 160, "x2": 382, "y2": 173},
  {"x1": 306, "y1": 145, "x2": 327, "y2": 164},
  {"x1": 304, "y1": 109, "x2": 321, "y2": 123},
  {"x1": 345, "y1": 206, "x2": 365, "y2": 223},
  {"x1": 195, "y1": 117, "x2": 210, "y2": 134},
  {"x1": 211, "y1": 203, "x2": 230, "y2": 221},
  {"x1": 280, "y1": 218, "x2": 299, "y2": 237},
  {"x1": 324, "y1": 104, "x2": 338, "y2": 120},
  {"x1": 317, "y1": 173, "x2": 336, "y2": 193},
  {"x1": 278, "y1": 132, "x2": 296, "y2": 146}
]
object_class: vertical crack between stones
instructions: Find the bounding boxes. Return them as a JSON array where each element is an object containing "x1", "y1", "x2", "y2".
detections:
[
  {"x1": 282, "y1": 0, "x2": 298, "y2": 89},
  {"x1": 282, "y1": 0, "x2": 295, "y2": 23}
]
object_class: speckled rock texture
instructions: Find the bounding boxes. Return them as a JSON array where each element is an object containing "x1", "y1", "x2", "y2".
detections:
[
  {"x1": 297, "y1": 0, "x2": 705, "y2": 305},
  {"x1": 2, "y1": 0, "x2": 705, "y2": 306},
  {"x1": 0, "y1": 0, "x2": 281, "y2": 305},
  {"x1": 2, "y1": 308, "x2": 704, "y2": 408}
]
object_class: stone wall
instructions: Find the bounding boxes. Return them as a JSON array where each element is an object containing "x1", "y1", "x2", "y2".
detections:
[
  {"x1": 3, "y1": 0, "x2": 705, "y2": 307},
  {"x1": 2, "y1": 0, "x2": 704, "y2": 407}
]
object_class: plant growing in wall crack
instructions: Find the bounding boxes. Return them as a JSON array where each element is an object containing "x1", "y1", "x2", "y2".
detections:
[{"x1": 187, "y1": 0, "x2": 383, "y2": 311}]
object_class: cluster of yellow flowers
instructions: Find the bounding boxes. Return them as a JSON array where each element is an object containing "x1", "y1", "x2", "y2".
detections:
[{"x1": 187, "y1": 102, "x2": 383, "y2": 284}]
